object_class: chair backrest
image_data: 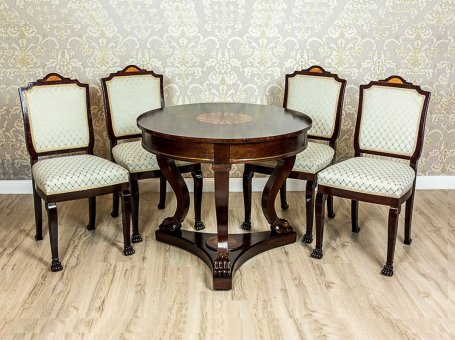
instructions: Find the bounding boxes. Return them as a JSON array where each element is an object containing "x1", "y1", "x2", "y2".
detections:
[
  {"x1": 284, "y1": 66, "x2": 346, "y2": 144},
  {"x1": 101, "y1": 65, "x2": 164, "y2": 142},
  {"x1": 18, "y1": 73, "x2": 93, "y2": 161},
  {"x1": 354, "y1": 76, "x2": 431, "y2": 162}
]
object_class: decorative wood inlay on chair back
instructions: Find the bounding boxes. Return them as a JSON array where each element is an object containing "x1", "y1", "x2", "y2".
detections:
[
  {"x1": 284, "y1": 66, "x2": 346, "y2": 142},
  {"x1": 19, "y1": 74, "x2": 92, "y2": 158},
  {"x1": 355, "y1": 76, "x2": 431, "y2": 160},
  {"x1": 102, "y1": 65, "x2": 164, "y2": 140}
]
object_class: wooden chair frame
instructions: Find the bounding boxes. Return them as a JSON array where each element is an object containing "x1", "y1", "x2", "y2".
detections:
[
  {"x1": 101, "y1": 65, "x2": 204, "y2": 236},
  {"x1": 241, "y1": 66, "x2": 346, "y2": 243},
  {"x1": 310, "y1": 76, "x2": 431, "y2": 276},
  {"x1": 19, "y1": 73, "x2": 134, "y2": 272}
]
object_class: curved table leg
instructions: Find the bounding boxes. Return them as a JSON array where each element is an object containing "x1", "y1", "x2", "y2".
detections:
[
  {"x1": 156, "y1": 156, "x2": 190, "y2": 231},
  {"x1": 262, "y1": 156, "x2": 296, "y2": 234}
]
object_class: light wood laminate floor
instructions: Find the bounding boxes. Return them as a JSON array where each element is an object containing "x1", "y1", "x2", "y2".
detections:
[{"x1": 0, "y1": 190, "x2": 453, "y2": 339}]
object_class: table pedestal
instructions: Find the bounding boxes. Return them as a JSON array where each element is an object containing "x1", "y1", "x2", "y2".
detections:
[{"x1": 156, "y1": 154, "x2": 297, "y2": 290}]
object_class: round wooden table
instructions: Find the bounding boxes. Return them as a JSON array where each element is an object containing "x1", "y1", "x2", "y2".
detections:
[{"x1": 138, "y1": 102, "x2": 312, "y2": 290}]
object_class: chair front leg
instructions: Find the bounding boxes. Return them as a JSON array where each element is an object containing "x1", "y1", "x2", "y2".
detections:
[
  {"x1": 158, "y1": 176, "x2": 166, "y2": 209},
  {"x1": 381, "y1": 206, "x2": 401, "y2": 276},
  {"x1": 87, "y1": 197, "x2": 96, "y2": 230},
  {"x1": 111, "y1": 192, "x2": 119, "y2": 218},
  {"x1": 310, "y1": 192, "x2": 326, "y2": 259},
  {"x1": 130, "y1": 179, "x2": 142, "y2": 243},
  {"x1": 327, "y1": 195, "x2": 335, "y2": 218},
  {"x1": 121, "y1": 188, "x2": 135, "y2": 256},
  {"x1": 351, "y1": 200, "x2": 360, "y2": 233},
  {"x1": 280, "y1": 179, "x2": 289, "y2": 210},
  {"x1": 240, "y1": 164, "x2": 253, "y2": 230},
  {"x1": 46, "y1": 203, "x2": 62, "y2": 272},
  {"x1": 404, "y1": 188, "x2": 415, "y2": 245},
  {"x1": 192, "y1": 167, "x2": 205, "y2": 230},
  {"x1": 302, "y1": 180, "x2": 316, "y2": 243},
  {"x1": 32, "y1": 179, "x2": 43, "y2": 241}
]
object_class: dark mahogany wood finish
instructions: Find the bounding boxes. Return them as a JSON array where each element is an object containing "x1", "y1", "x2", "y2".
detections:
[
  {"x1": 101, "y1": 65, "x2": 205, "y2": 235},
  {"x1": 138, "y1": 102, "x2": 312, "y2": 290},
  {"x1": 242, "y1": 66, "x2": 346, "y2": 244},
  {"x1": 19, "y1": 73, "x2": 134, "y2": 272},
  {"x1": 310, "y1": 76, "x2": 431, "y2": 277}
]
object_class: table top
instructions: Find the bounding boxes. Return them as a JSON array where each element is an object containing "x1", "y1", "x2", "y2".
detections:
[{"x1": 137, "y1": 102, "x2": 312, "y2": 144}]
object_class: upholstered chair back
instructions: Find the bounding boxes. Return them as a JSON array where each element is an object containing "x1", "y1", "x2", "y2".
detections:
[
  {"x1": 285, "y1": 67, "x2": 345, "y2": 140},
  {"x1": 19, "y1": 74, "x2": 91, "y2": 155},
  {"x1": 102, "y1": 66, "x2": 163, "y2": 139},
  {"x1": 357, "y1": 77, "x2": 430, "y2": 158}
]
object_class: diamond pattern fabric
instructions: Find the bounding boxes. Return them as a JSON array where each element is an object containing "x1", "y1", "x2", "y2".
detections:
[
  {"x1": 112, "y1": 141, "x2": 193, "y2": 173},
  {"x1": 286, "y1": 75, "x2": 341, "y2": 138},
  {"x1": 317, "y1": 157, "x2": 415, "y2": 198},
  {"x1": 359, "y1": 86, "x2": 425, "y2": 156},
  {"x1": 105, "y1": 74, "x2": 162, "y2": 137},
  {"x1": 25, "y1": 84, "x2": 90, "y2": 152},
  {"x1": 33, "y1": 155, "x2": 129, "y2": 195},
  {"x1": 253, "y1": 141, "x2": 335, "y2": 174}
]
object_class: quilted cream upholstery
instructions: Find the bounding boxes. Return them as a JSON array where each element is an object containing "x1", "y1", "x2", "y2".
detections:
[
  {"x1": 317, "y1": 157, "x2": 415, "y2": 198},
  {"x1": 112, "y1": 141, "x2": 193, "y2": 173},
  {"x1": 287, "y1": 75, "x2": 342, "y2": 138},
  {"x1": 33, "y1": 155, "x2": 129, "y2": 195},
  {"x1": 359, "y1": 86, "x2": 426, "y2": 156},
  {"x1": 105, "y1": 74, "x2": 162, "y2": 137},
  {"x1": 253, "y1": 141, "x2": 335, "y2": 174},
  {"x1": 25, "y1": 84, "x2": 90, "y2": 152}
]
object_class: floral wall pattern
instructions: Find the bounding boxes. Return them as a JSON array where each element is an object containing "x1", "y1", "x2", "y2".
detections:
[{"x1": 0, "y1": 0, "x2": 454, "y2": 179}]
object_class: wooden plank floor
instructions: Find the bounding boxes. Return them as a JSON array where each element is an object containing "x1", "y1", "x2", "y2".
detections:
[{"x1": 0, "y1": 190, "x2": 453, "y2": 339}]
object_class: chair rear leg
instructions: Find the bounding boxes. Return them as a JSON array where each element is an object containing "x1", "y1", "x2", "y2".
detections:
[
  {"x1": 111, "y1": 192, "x2": 119, "y2": 218},
  {"x1": 46, "y1": 203, "x2": 63, "y2": 272},
  {"x1": 381, "y1": 207, "x2": 400, "y2": 276},
  {"x1": 327, "y1": 195, "x2": 335, "y2": 218},
  {"x1": 32, "y1": 180, "x2": 43, "y2": 241},
  {"x1": 240, "y1": 164, "x2": 253, "y2": 230},
  {"x1": 130, "y1": 179, "x2": 142, "y2": 243},
  {"x1": 121, "y1": 188, "x2": 135, "y2": 256},
  {"x1": 404, "y1": 189, "x2": 415, "y2": 245},
  {"x1": 87, "y1": 197, "x2": 96, "y2": 230},
  {"x1": 351, "y1": 200, "x2": 360, "y2": 233},
  {"x1": 280, "y1": 180, "x2": 289, "y2": 210},
  {"x1": 158, "y1": 176, "x2": 166, "y2": 209},
  {"x1": 302, "y1": 180, "x2": 316, "y2": 243},
  {"x1": 192, "y1": 168, "x2": 205, "y2": 230},
  {"x1": 311, "y1": 193, "x2": 326, "y2": 259}
]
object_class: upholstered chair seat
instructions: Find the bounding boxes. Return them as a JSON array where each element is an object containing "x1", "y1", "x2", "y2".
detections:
[
  {"x1": 33, "y1": 154, "x2": 129, "y2": 195},
  {"x1": 112, "y1": 141, "x2": 191, "y2": 173},
  {"x1": 317, "y1": 157, "x2": 415, "y2": 198},
  {"x1": 253, "y1": 142, "x2": 335, "y2": 174}
]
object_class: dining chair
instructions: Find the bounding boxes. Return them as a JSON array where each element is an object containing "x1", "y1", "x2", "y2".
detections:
[
  {"x1": 310, "y1": 76, "x2": 431, "y2": 276},
  {"x1": 241, "y1": 65, "x2": 346, "y2": 243},
  {"x1": 101, "y1": 65, "x2": 205, "y2": 238},
  {"x1": 19, "y1": 73, "x2": 135, "y2": 272}
]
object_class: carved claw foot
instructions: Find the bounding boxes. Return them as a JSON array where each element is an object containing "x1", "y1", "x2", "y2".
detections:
[
  {"x1": 404, "y1": 238, "x2": 412, "y2": 245},
  {"x1": 132, "y1": 233, "x2": 143, "y2": 243},
  {"x1": 381, "y1": 264, "x2": 394, "y2": 276},
  {"x1": 51, "y1": 258, "x2": 63, "y2": 272},
  {"x1": 35, "y1": 234, "x2": 43, "y2": 241},
  {"x1": 302, "y1": 233, "x2": 313, "y2": 244},
  {"x1": 159, "y1": 217, "x2": 182, "y2": 232},
  {"x1": 214, "y1": 250, "x2": 231, "y2": 277},
  {"x1": 270, "y1": 218, "x2": 293, "y2": 234},
  {"x1": 123, "y1": 245, "x2": 135, "y2": 256},
  {"x1": 310, "y1": 248, "x2": 323, "y2": 259},
  {"x1": 194, "y1": 220, "x2": 205, "y2": 231},
  {"x1": 86, "y1": 224, "x2": 96, "y2": 231},
  {"x1": 111, "y1": 211, "x2": 119, "y2": 218},
  {"x1": 240, "y1": 220, "x2": 251, "y2": 231}
]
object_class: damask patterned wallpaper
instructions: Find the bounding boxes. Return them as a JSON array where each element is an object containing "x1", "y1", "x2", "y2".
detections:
[{"x1": 0, "y1": 0, "x2": 454, "y2": 179}]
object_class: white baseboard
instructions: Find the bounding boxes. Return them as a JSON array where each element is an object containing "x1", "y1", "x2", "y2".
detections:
[{"x1": 1, "y1": 176, "x2": 454, "y2": 194}]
